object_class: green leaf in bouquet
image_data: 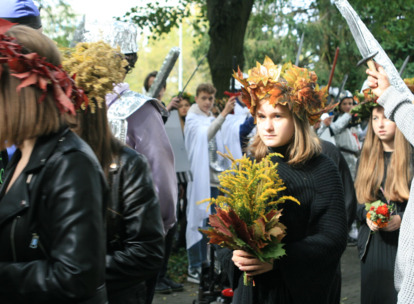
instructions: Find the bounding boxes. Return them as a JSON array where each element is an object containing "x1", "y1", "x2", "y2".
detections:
[{"x1": 261, "y1": 242, "x2": 286, "y2": 261}]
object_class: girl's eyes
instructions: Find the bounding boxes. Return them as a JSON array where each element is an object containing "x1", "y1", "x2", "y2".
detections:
[{"x1": 257, "y1": 114, "x2": 282, "y2": 119}]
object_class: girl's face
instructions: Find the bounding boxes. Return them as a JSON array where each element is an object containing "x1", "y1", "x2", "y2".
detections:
[
  {"x1": 340, "y1": 97, "x2": 354, "y2": 113},
  {"x1": 256, "y1": 101, "x2": 295, "y2": 148},
  {"x1": 178, "y1": 99, "x2": 191, "y2": 117},
  {"x1": 372, "y1": 106, "x2": 396, "y2": 149}
]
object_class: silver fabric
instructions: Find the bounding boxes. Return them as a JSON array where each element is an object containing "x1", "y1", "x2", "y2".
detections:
[
  {"x1": 107, "y1": 91, "x2": 150, "y2": 143},
  {"x1": 208, "y1": 139, "x2": 227, "y2": 173},
  {"x1": 334, "y1": 0, "x2": 412, "y2": 98},
  {"x1": 147, "y1": 47, "x2": 180, "y2": 98},
  {"x1": 81, "y1": 20, "x2": 138, "y2": 54}
]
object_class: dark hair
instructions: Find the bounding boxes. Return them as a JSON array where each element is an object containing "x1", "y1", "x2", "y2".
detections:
[
  {"x1": 196, "y1": 83, "x2": 216, "y2": 96},
  {"x1": 124, "y1": 52, "x2": 138, "y2": 74},
  {"x1": 144, "y1": 70, "x2": 166, "y2": 92},
  {"x1": 73, "y1": 100, "x2": 123, "y2": 177}
]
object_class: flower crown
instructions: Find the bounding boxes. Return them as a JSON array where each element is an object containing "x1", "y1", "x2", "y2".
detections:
[
  {"x1": 350, "y1": 88, "x2": 378, "y2": 121},
  {"x1": 0, "y1": 19, "x2": 87, "y2": 115},
  {"x1": 233, "y1": 56, "x2": 334, "y2": 125},
  {"x1": 176, "y1": 91, "x2": 195, "y2": 104},
  {"x1": 61, "y1": 41, "x2": 128, "y2": 113}
]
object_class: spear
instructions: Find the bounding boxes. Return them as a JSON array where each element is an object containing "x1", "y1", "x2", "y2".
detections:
[
  {"x1": 177, "y1": 54, "x2": 207, "y2": 99},
  {"x1": 295, "y1": 32, "x2": 305, "y2": 66},
  {"x1": 326, "y1": 47, "x2": 340, "y2": 93},
  {"x1": 399, "y1": 55, "x2": 410, "y2": 76}
]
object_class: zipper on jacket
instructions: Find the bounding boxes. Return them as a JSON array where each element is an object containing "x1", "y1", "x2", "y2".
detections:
[
  {"x1": 10, "y1": 216, "x2": 20, "y2": 262},
  {"x1": 29, "y1": 233, "x2": 39, "y2": 249},
  {"x1": 30, "y1": 233, "x2": 49, "y2": 259}
]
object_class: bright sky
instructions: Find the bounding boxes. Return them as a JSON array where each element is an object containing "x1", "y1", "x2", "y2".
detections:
[
  {"x1": 65, "y1": 0, "x2": 177, "y2": 20},
  {"x1": 65, "y1": 0, "x2": 134, "y2": 20}
]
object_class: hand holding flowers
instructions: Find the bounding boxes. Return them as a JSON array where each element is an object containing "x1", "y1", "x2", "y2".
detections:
[
  {"x1": 365, "y1": 200, "x2": 395, "y2": 232},
  {"x1": 198, "y1": 149, "x2": 300, "y2": 285}
]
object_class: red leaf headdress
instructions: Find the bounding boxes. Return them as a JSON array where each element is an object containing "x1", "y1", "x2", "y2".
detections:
[{"x1": 0, "y1": 18, "x2": 88, "y2": 115}]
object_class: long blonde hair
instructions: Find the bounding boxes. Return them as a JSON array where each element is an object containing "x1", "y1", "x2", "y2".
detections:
[
  {"x1": 249, "y1": 101, "x2": 321, "y2": 165},
  {"x1": 354, "y1": 111, "x2": 412, "y2": 203}
]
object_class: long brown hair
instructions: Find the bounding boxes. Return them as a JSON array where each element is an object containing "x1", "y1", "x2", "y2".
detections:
[
  {"x1": 0, "y1": 25, "x2": 70, "y2": 149},
  {"x1": 73, "y1": 101, "x2": 123, "y2": 177},
  {"x1": 354, "y1": 110, "x2": 412, "y2": 203},
  {"x1": 249, "y1": 101, "x2": 321, "y2": 165}
]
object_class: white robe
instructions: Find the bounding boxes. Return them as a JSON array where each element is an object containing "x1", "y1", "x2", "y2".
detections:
[
  {"x1": 184, "y1": 111, "x2": 215, "y2": 249},
  {"x1": 221, "y1": 102, "x2": 251, "y2": 161}
]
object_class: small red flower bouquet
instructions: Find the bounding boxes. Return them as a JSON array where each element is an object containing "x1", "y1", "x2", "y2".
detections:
[
  {"x1": 199, "y1": 150, "x2": 300, "y2": 285},
  {"x1": 365, "y1": 200, "x2": 394, "y2": 228}
]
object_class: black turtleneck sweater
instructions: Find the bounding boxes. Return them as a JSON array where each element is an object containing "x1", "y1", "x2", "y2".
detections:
[{"x1": 220, "y1": 148, "x2": 348, "y2": 304}]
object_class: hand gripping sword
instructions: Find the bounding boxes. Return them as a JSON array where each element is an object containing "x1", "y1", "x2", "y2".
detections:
[{"x1": 334, "y1": 0, "x2": 412, "y2": 98}]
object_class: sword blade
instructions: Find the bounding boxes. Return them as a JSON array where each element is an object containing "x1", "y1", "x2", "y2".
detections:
[
  {"x1": 334, "y1": 0, "x2": 412, "y2": 97},
  {"x1": 335, "y1": 1, "x2": 371, "y2": 59},
  {"x1": 148, "y1": 47, "x2": 181, "y2": 99}
]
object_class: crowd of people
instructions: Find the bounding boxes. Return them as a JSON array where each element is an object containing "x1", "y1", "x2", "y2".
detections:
[{"x1": 0, "y1": 1, "x2": 414, "y2": 304}]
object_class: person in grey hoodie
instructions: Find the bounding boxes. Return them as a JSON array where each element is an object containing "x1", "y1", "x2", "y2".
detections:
[{"x1": 366, "y1": 63, "x2": 414, "y2": 304}]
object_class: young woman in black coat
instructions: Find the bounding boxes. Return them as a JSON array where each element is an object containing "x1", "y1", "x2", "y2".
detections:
[
  {"x1": 0, "y1": 21, "x2": 107, "y2": 303},
  {"x1": 220, "y1": 59, "x2": 348, "y2": 304},
  {"x1": 65, "y1": 40, "x2": 165, "y2": 304}
]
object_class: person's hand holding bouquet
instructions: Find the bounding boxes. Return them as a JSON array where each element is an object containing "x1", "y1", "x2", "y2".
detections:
[
  {"x1": 199, "y1": 149, "x2": 300, "y2": 285},
  {"x1": 365, "y1": 200, "x2": 395, "y2": 232}
]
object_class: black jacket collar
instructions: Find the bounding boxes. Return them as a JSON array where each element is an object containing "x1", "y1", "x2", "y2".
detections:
[{"x1": 9, "y1": 127, "x2": 70, "y2": 174}]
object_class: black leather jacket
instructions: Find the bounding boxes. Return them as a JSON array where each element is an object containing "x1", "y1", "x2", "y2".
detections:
[
  {"x1": 0, "y1": 128, "x2": 108, "y2": 304},
  {"x1": 106, "y1": 146, "x2": 164, "y2": 293}
]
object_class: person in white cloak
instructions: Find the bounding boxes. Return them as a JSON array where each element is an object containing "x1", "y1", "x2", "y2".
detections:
[
  {"x1": 184, "y1": 83, "x2": 235, "y2": 283},
  {"x1": 221, "y1": 77, "x2": 255, "y2": 160}
]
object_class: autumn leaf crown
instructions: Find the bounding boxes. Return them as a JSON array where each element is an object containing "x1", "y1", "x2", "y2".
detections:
[
  {"x1": 61, "y1": 41, "x2": 128, "y2": 113},
  {"x1": 0, "y1": 19, "x2": 88, "y2": 115},
  {"x1": 350, "y1": 88, "x2": 379, "y2": 121},
  {"x1": 233, "y1": 56, "x2": 335, "y2": 125}
]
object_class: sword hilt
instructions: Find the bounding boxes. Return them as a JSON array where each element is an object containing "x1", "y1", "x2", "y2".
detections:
[{"x1": 357, "y1": 51, "x2": 378, "y2": 72}]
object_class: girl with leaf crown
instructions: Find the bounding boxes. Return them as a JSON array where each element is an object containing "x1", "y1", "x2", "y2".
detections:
[
  {"x1": 353, "y1": 89, "x2": 413, "y2": 303},
  {"x1": 219, "y1": 57, "x2": 348, "y2": 304},
  {"x1": 0, "y1": 20, "x2": 108, "y2": 303}
]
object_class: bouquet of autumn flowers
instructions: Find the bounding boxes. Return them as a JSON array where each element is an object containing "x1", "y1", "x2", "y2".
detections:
[
  {"x1": 365, "y1": 200, "x2": 395, "y2": 229},
  {"x1": 199, "y1": 149, "x2": 300, "y2": 285}
]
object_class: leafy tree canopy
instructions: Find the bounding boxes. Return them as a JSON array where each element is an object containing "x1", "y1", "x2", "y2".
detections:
[{"x1": 121, "y1": 0, "x2": 413, "y2": 94}]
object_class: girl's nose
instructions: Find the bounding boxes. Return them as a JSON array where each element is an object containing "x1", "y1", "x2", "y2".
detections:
[{"x1": 264, "y1": 118, "x2": 273, "y2": 130}]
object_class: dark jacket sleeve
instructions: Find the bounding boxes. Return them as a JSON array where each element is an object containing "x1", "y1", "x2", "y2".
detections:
[
  {"x1": 105, "y1": 149, "x2": 165, "y2": 286},
  {"x1": 0, "y1": 151, "x2": 107, "y2": 303},
  {"x1": 337, "y1": 148, "x2": 357, "y2": 230},
  {"x1": 321, "y1": 140, "x2": 357, "y2": 231}
]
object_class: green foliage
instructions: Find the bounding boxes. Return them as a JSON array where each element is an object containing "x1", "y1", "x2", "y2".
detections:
[
  {"x1": 243, "y1": 0, "x2": 413, "y2": 95},
  {"x1": 167, "y1": 247, "x2": 188, "y2": 283},
  {"x1": 124, "y1": 20, "x2": 211, "y2": 104},
  {"x1": 118, "y1": 0, "x2": 207, "y2": 40},
  {"x1": 36, "y1": 0, "x2": 78, "y2": 47}
]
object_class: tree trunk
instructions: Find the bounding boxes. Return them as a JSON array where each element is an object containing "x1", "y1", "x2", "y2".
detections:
[{"x1": 206, "y1": 0, "x2": 254, "y2": 98}]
